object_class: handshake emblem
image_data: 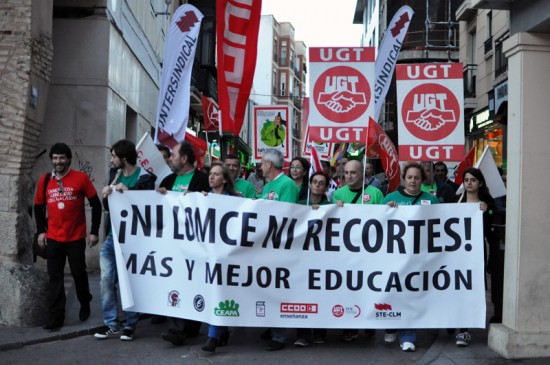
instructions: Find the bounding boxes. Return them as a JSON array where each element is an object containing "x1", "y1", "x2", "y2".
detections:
[
  {"x1": 406, "y1": 108, "x2": 456, "y2": 131},
  {"x1": 317, "y1": 90, "x2": 367, "y2": 113}
]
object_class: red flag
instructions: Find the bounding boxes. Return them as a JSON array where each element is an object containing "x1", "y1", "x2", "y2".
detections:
[
  {"x1": 309, "y1": 145, "x2": 323, "y2": 177},
  {"x1": 366, "y1": 118, "x2": 401, "y2": 193},
  {"x1": 216, "y1": 0, "x2": 262, "y2": 136},
  {"x1": 201, "y1": 96, "x2": 220, "y2": 132},
  {"x1": 454, "y1": 147, "x2": 475, "y2": 185},
  {"x1": 157, "y1": 129, "x2": 207, "y2": 170}
]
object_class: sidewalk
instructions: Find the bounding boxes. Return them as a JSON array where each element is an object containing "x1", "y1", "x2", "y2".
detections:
[{"x1": 0, "y1": 273, "x2": 547, "y2": 364}]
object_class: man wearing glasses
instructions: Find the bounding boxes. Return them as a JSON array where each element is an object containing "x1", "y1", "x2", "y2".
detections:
[{"x1": 34, "y1": 142, "x2": 102, "y2": 331}]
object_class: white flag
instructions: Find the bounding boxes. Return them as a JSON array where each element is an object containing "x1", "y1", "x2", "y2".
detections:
[
  {"x1": 374, "y1": 5, "x2": 414, "y2": 121},
  {"x1": 456, "y1": 145, "x2": 506, "y2": 198},
  {"x1": 154, "y1": 5, "x2": 203, "y2": 145}
]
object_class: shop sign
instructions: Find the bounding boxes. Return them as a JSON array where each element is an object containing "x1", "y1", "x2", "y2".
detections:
[{"x1": 468, "y1": 109, "x2": 492, "y2": 133}]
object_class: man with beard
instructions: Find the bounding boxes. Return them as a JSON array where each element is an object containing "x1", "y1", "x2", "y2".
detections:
[
  {"x1": 156, "y1": 141, "x2": 209, "y2": 346},
  {"x1": 34, "y1": 143, "x2": 102, "y2": 331},
  {"x1": 94, "y1": 139, "x2": 156, "y2": 341}
]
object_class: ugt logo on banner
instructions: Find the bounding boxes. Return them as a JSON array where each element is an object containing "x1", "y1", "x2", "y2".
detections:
[
  {"x1": 396, "y1": 63, "x2": 465, "y2": 161},
  {"x1": 308, "y1": 47, "x2": 375, "y2": 143}
]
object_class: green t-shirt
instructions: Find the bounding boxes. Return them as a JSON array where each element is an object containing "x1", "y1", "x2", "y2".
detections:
[
  {"x1": 172, "y1": 169, "x2": 195, "y2": 193},
  {"x1": 421, "y1": 182, "x2": 438, "y2": 195},
  {"x1": 260, "y1": 173, "x2": 298, "y2": 203},
  {"x1": 235, "y1": 178, "x2": 256, "y2": 198},
  {"x1": 117, "y1": 167, "x2": 141, "y2": 189},
  {"x1": 332, "y1": 184, "x2": 384, "y2": 204},
  {"x1": 382, "y1": 190, "x2": 440, "y2": 205},
  {"x1": 111, "y1": 167, "x2": 141, "y2": 235}
]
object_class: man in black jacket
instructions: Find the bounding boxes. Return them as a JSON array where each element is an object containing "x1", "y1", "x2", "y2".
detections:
[
  {"x1": 421, "y1": 161, "x2": 456, "y2": 203},
  {"x1": 94, "y1": 139, "x2": 156, "y2": 342},
  {"x1": 156, "y1": 141, "x2": 209, "y2": 346}
]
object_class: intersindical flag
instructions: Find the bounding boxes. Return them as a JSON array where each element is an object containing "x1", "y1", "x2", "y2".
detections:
[{"x1": 154, "y1": 4, "x2": 203, "y2": 147}]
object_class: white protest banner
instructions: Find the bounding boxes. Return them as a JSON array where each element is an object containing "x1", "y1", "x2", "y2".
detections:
[
  {"x1": 396, "y1": 63, "x2": 465, "y2": 161},
  {"x1": 308, "y1": 47, "x2": 375, "y2": 143},
  {"x1": 136, "y1": 133, "x2": 172, "y2": 187},
  {"x1": 252, "y1": 106, "x2": 291, "y2": 162},
  {"x1": 374, "y1": 5, "x2": 414, "y2": 121},
  {"x1": 108, "y1": 191, "x2": 486, "y2": 329}
]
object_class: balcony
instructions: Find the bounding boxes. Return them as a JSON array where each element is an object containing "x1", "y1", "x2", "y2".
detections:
[
  {"x1": 484, "y1": 37, "x2": 493, "y2": 56},
  {"x1": 494, "y1": 36, "x2": 508, "y2": 79}
]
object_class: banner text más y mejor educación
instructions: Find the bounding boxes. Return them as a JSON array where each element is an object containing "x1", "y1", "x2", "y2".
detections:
[{"x1": 108, "y1": 191, "x2": 485, "y2": 329}]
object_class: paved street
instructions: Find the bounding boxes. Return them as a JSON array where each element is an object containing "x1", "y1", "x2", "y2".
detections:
[{"x1": 1, "y1": 275, "x2": 548, "y2": 365}]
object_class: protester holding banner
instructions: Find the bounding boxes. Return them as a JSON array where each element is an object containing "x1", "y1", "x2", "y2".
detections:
[
  {"x1": 297, "y1": 171, "x2": 330, "y2": 207},
  {"x1": 294, "y1": 171, "x2": 330, "y2": 347},
  {"x1": 381, "y1": 162, "x2": 439, "y2": 351},
  {"x1": 156, "y1": 141, "x2": 209, "y2": 346},
  {"x1": 453, "y1": 167, "x2": 496, "y2": 347},
  {"x1": 95, "y1": 139, "x2": 156, "y2": 341},
  {"x1": 334, "y1": 159, "x2": 383, "y2": 342},
  {"x1": 201, "y1": 162, "x2": 240, "y2": 352},
  {"x1": 287, "y1": 157, "x2": 310, "y2": 202},
  {"x1": 334, "y1": 160, "x2": 384, "y2": 207},
  {"x1": 259, "y1": 148, "x2": 298, "y2": 351},
  {"x1": 224, "y1": 154, "x2": 255, "y2": 198}
]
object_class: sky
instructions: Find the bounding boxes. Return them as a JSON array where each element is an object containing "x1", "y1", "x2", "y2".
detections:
[{"x1": 261, "y1": 0, "x2": 364, "y2": 48}]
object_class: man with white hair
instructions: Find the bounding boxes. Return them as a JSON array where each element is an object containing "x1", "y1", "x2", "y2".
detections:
[{"x1": 259, "y1": 149, "x2": 297, "y2": 351}]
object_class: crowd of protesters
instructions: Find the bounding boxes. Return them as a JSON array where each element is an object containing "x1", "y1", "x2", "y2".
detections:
[{"x1": 35, "y1": 142, "x2": 505, "y2": 354}]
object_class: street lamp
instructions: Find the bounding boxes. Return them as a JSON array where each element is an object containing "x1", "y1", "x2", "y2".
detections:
[{"x1": 151, "y1": 0, "x2": 172, "y2": 17}]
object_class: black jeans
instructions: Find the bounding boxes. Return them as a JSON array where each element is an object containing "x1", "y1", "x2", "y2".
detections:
[{"x1": 46, "y1": 238, "x2": 92, "y2": 323}]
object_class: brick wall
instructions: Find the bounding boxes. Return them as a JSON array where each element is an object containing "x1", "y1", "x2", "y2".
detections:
[{"x1": 0, "y1": 0, "x2": 53, "y2": 263}]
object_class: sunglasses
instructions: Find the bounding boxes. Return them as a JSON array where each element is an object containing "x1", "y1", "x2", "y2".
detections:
[{"x1": 57, "y1": 178, "x2": 64, "y2": 194}]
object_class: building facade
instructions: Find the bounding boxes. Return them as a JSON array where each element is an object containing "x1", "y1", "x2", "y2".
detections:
[
  {"x1": 456, "y1": 0, "x2": 550, "y2": 359},
  {"x1": 457, "y1": 4, "x2": 509, "y2": 169},
  {"x1": 252, "y1": 15, "x2": 307, "y2": 160}
]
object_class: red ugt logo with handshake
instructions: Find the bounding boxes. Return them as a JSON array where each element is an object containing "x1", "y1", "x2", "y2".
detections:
[{"x1": 314, "y1": 66, "x2": 371, "y2": 123}]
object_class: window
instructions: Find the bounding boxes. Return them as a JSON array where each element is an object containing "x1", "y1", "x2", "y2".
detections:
[
  {"x1": 484, "y1": 12, "x2": 493, "y2": 55},
  {"x1": 281, "y1": 41, "x2": 287, "y2": 66}
]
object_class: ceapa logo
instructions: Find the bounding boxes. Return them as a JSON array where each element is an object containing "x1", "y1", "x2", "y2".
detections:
[
  {"x1": 374, "y1": 303, "x2": 402, "y2": 319},
  {"x1": 168, "y1": 290, "x2": 180, "y2": 307},
  {"x1": 280, "y1": 303, "x2": 318, "y2": 314},
  {"x1": 214, "y1": 299, "x2": 240, "y2": 317},
  {"x1": 193, "y1": 295, "x2": 205, "y2": 312}
]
